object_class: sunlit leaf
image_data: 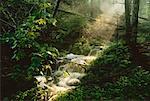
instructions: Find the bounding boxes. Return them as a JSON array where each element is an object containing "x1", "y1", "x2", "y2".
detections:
[
  {"x1": 46, "y1": 51, "x2": 52, "y2": 55},
  {"x1": 52, "y1": 19, "x2": 57, "y2": 26},
  {"x1": 35, "y1": 18, "x2": 46, "y2": 25},
  {"x1": 28, "y1": 32, "x2": 35, "y2": 36}
]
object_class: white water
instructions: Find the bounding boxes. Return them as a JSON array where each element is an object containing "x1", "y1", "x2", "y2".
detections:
[{"x1": 34, "y1": 1, "x2": 126, "y2": 100}]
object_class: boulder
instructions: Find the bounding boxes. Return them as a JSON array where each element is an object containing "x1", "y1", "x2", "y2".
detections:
[
  {"x1": 34, "y1": 76, "x2": 47, "y2": 83},
  {"x1": 67, "y1": 78, "x2": 81, "y2": 86}
]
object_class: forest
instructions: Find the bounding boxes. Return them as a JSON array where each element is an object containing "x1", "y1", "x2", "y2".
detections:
[{"x1": 0, "y1": 0, "x2": 150, "y2": 100}]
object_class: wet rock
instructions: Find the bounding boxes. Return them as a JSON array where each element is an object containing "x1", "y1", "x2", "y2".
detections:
[
  {"x1": 56, "y1": 72, "x2": 85, "y2": 87},
  {"x1": 71, "y1": 58, "x2": 87, "y2": 65},
  {"x1": 58, "y1": 63, "x2": 86, "y2": 73},
  {"x1": 67, "y1": 78, "x2": 81, "y2": 86},
  {"x1": 57, "y1": 77, "x2": 70, "y2": 87},
  {"x1": 69, "y1": 72, "x2": 86, "y2": 79},
  {"x1": 34, "y1": 76, "x2": 47, "y2": 83},
  {"x1": 54, "y1": 71, "x2": 63, "y2": 77},
  {"x1": 66, "y1": 53, "x2": 79, "y2": 59}
]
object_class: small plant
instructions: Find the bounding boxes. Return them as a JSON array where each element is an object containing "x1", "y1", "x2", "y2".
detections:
[
  {"x1": 56, "y1": 68, "x2": 150, "y2": 101},
  {"x1": 13, "y1": 86, "x2": 50, "y2": 101},
  {"x1": 70, "y1": 37, "x2": 92, "y2": 55},
  {"x1": 102, "y1": 68, "x2": 150, "y2": 100},
  {"x1": 92, "y1": 41, "x2": 131, "y2": 69}
]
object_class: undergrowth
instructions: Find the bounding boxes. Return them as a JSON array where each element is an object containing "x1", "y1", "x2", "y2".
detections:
[
  {"x1": 56, "y1": 41, "x2": 150, "y2": 101},
  {"x1": 1, "y1": 0, "x2": 150, "y2": 100},
  {"x1": 1, "y1": 0, "x2": 87, "y2": 100}
]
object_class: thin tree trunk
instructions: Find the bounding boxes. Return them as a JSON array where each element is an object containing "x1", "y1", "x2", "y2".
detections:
[
  {"x1": 125, "y1": 0, "x2": 131, "y2": 43},
  {"x1": 148, "y1": 1, "x2": 150, "y2": 19},
  {"x1": 90, "y1": 0, "x2": 94, "y2": 17},
  {"x1": 53, "y1": 0, "x2": 61, "y2": 18}
]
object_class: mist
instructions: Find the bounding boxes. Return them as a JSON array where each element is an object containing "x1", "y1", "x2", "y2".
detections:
[{"x1": 93, "y1": 0, "x2": 125, "y2": 17}]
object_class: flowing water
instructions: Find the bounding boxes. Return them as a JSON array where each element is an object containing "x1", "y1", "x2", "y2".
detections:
[{"x1": 35, "y1": 1, "x2": 126, "y2": 100}]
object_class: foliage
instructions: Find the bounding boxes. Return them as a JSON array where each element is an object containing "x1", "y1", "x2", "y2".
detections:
[
  {"x1": 59, "y1": 15, "x2": 86, "y2": 33},
  {"x1": 1, "y1": 0, "x2": 59, "y2": 80},
  {"x1": 1, "y1": 0, "x2": 88, "y2": 82},
  {"x1": 55, "y1": 15, "x2": 87, "y2": 47},
  {"x1": 70, "y1": 36, "x2": 104, "y2": 55},
  {"x1": 137, "y1": 21, "x2": 150, "y2": 44},
  {"x1": 70, "y1": 37, "x2": 92, "y2": 55},
  {"x1": 101, "y1": 68, "x2": 150, "y2": 100},
  {"x1": 56, "y1": 87, "x2": 84, "y2": 101},
  {"x1": 56, "y1": 39, "x2": 150, "y2": 100},
  {"x1": 27, "y1": 44, "x2": 59, "y2": 78},
  {"x1": 92, "y1": 41, "x2": 131, "y2": 69},
  {"x1": 1, "y1": 0, "x2": 150, "y2": 100},
  {"x1": 13, "y1": 86, "x2": 50, "y2": 101},
  {"x1": 14, "y1": 87, "x2": 38, "y2": 101},
  {"x1": 137, "y1": 32, "x2": 150, "y2": 44},
  {"x1": 56, "y1": 68, "x2": 150, "y2": 101}
]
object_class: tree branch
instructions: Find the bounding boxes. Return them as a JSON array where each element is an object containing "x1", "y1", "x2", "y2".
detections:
[
  {"x1": 130, "y1": 14, "x2": 149, "y2": 21},
  {"x1": 57, "y1": 9, "x2": 96, "y2": 21},
  {"x1": 5, "y1": 10, "x2": 17, "y2": 25},
  {"x1": 26, "y1": 4, "x2": 36, "y2": 16},
  {"x1": 0, "y1": 18, "x2": 16, "y2": 29}
]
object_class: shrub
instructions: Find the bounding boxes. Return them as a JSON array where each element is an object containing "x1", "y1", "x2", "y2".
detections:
[
  {"x1": 70, "y1": 37, "x2": 92, "y2": 55},
  {"x1": 92, "y1": 41, "x2": 131, "y2": 69},
  {"x1": 1, "y1": 1, "x2": 59, "y2": 80},
  {"x1": 102, "y1": 68, "x2": 150, "y2": 100}
]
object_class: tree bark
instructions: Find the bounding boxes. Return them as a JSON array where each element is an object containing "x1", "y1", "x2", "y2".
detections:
[
  {"x1": 125, "y1": 0, "x2": 140, "y2": 44},
  {"x1": 125, "y1": 0, "x2": 140, "y2": 65},
  {"x1": 148, "y1": 1, "x2": 150, "y2": 19},
  {"x1": 131, "y1": 0, "x2": 140, "y2": 44},
  {"x1": 125, "y1": 0, "x2": 131, "y2": 43},
  {"x1": 90, "y1": 0, "x2": 94, "y2": 17},
  {"x1": 131, "y1": 0, "x2": 140, "y2": 65},
  {"x1": 53, "y1": 0, "x2": 61, "y2": 18}
]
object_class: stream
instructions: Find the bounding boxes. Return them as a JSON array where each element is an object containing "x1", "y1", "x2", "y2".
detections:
[{"x1": 34, "y1": 53, "x2": 97, "y2": 100}]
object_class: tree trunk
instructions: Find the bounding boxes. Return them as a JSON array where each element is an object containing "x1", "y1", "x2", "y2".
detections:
[
  {"x1": 53, "y1": 0, "x2": 61, "y2": 18},
  {"x1": 125, "y1": 0, "x2": 140, "y2": 65},
  {"x1": 125, "y1": 0, "x2": 131, "y2": 43},
  {"x1": 90, "y1": 0, "x2": 94, "y2": 17},
  {"x1": 148, "y1": 1, "x2": 150, "y2": 19},
  {"x1": 131, "y1": 0, "x2": 140, "y2": 64},
  {"x1": 131, "y1": 0, "x2": 140, "y2": 44},
  {"x1": 125, "y1": 0, "x2": 140, "y2": 44}
]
